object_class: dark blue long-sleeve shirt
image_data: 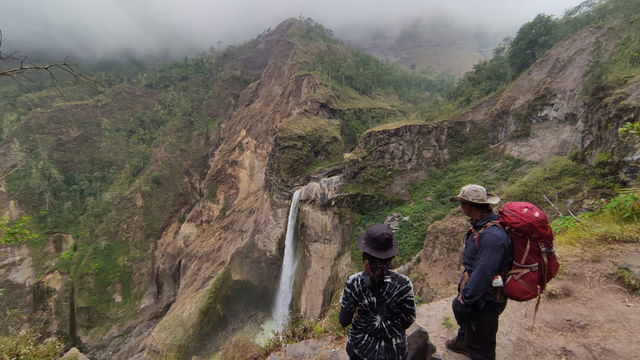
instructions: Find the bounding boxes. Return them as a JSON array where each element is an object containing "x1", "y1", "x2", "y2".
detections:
[{"x1": 460, "y1": 212, "x2": 512, "y2": 306}]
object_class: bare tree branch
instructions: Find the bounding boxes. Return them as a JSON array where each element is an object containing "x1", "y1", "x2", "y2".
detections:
[
  {"x1": 0, "y1": 161, "x2": 24, "y2": 180},
  {"x1": 568, "y1": 209, "x2": 584, "y2": 223},
  {"x1": 0, "y1": 30, "x2": 102, "y2": 94},
  {"x1": 543, "y1": 194, "x2": 563, "y2": 217}
]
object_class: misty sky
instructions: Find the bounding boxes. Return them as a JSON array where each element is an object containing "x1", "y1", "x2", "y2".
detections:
[{"x1": 1, "y1": 0, "x2": 587, "y2": 60}]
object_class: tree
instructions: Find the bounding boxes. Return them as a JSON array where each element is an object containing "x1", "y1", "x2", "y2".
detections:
[
  {"x1": 0, "y1": 30, "x2": 100, "y2": 95},
  {"x1": 508, "y1": 14, "x2": 559, "y2": 75}
]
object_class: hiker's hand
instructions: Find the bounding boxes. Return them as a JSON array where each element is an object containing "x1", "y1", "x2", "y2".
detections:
[{"x1": 452, "y1": 297, "x2": 471, "y2": 323}]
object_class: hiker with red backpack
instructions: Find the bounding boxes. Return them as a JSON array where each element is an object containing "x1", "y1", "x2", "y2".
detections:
[
  {"x1": 445, "y1": 185, "x2": 561, "y2": 359},
  {"x1": 446, "y1": 185, "x2": 512, "y2": 360}
]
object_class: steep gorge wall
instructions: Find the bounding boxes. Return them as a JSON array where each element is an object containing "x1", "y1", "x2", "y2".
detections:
[
  {"x1": 292, "y1": 177, "x2": 355, "y2": 319},
  {"x1": 347, "y1": 26, "x2": 639, "y2": 196},
  {"x1": 0, "y1": 18, "x2": 361, "y2": 360},
  {"x1": 137, "y1": 20, "x2": 361, "y2": 359}
]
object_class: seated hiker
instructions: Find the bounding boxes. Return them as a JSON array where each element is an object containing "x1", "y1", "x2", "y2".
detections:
[
  {"x1": 339, "y1": 223, "x2": 416, "y2": 360},
  {"x1": 446, "y1": 184, "x2": 512, "y2": 360}
]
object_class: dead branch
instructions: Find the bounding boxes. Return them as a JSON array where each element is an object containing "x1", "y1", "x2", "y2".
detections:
[
  {"x1": 568, "y1": 209, "x2": 584, "y2": 223},
  {"x1": 0, "y1": 30, "x2": 102, "y2": 94},
  {"x1": 0, "y1": 162, "x2": 24, "y2": 180},
  {"x1": 543, "y1": 194, "x2": 563, "y2": 217}
]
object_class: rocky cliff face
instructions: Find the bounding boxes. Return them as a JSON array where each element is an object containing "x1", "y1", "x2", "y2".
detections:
[
  {"x1": 347, "y1": 26, "x2": 639, "y2": 197},
  {"x1": 130, "y1": 19, "x2": 359, "y2": 359},
  {"x1": 0, "y1": 18, "x2": 363, "y2": 359},
  {"x1": 293, "y1": 176, "x2": 354, "y2": 319}
]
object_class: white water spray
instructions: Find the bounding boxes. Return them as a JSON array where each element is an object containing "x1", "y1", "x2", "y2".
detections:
[{"x1": 272, "y1": 189, "x2": 302, "y2": 331}]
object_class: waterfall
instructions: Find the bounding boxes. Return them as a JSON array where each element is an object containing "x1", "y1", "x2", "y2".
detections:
[{"x1": 272, "y1": 189, "x2": 302, "y2": 331}]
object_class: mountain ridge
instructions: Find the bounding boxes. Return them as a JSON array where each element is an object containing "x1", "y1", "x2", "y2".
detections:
[{"x1": 0, "y1": 7, "x2": 639, "y2": 359}]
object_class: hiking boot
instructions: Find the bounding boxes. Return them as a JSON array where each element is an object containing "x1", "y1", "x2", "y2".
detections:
[{"x1": 445, "y1": 336, "x2": 471, "y2": 358}]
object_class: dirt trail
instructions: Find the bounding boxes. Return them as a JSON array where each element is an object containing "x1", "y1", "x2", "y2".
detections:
[
  {"x1": 269, "y1": 242, "x2": 640, "y2": 360},
  {"x1": 417, "y1": 243, "x2": 640, "y2": 360}
]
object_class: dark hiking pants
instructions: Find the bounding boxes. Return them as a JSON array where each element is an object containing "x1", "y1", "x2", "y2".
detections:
[{"x1": 453, "y1": 299, "x2": 507, "y2": 360}]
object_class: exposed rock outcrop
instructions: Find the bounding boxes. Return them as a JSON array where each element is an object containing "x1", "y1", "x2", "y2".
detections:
[
  {"x1": 293, "y1": 177, "x2": 355, "y2": 319},
  {"x1": 60, "y1": 347, "x2": 90, "y2": 360},
  {"x1": 403, "y1": 209, "x2": 468, "y2": 302},
  {"x1": 347, "y1": 26, "x2": 640, "y2": 197}
]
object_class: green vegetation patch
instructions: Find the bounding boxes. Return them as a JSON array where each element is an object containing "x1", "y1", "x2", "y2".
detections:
[
  {"x1": 0, "y1": 326, "x2": 65, "y2": 360},
  {"x1": 555, "y1": 212, "x2": 640, "y2": 248},
  {"x1": 446, "y1": 125, "x2": 492, "y2": 161},
  {"x1": 337, "y1": 107, "x2": 398, "y2": 150},
  {"x1": 347, "y1": 167, "x2": 397, "y2": 198},
  {"x1": 279, "y1": 115, "x2": 344, "y2": 181},
  {"x1": 67, "y1": 238, "x2": 146, "y2": 338},
  {"x1": 0, "y1": 216, "x2": 37, "y2": 245},
  {"x1": 616, "y1": 269, "x2": 640, "y2": 294},
  {"x1": 605, "y1": 188, "x2": 640, "y2": 221},
  {"x1": 501, "y1": 156, "x2": 593, "y2": 210},
  {"x1": 351, "y1": 155, "x2": 527, "y2": 265}
]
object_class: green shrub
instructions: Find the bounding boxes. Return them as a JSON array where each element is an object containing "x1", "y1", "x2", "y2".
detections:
[
  {"x1": 0, "y1": 327, "x2": 64, "y2": 360},
  {"x1": 260, "y1": 333, "x2": 285, "y2": 359},
  {"x1": 619, "y1": 121, "x2": 640, "y2": 135},
  {"x1": 551, "y1": 216, "x2": 579, "y2": 233},
  {"x1": 59, "y1": 249, "x2": 74, "y2": 260},
  {"x1": 260, "y1": 314, "x2": 322, "y2": 358},
  {"x1": 280, "y1": 313, "x2": 317, "y2": 344},
  {"x1": 606, "y1": 189, "x2": 640, "y2": 221},
  {"x1": 149, "y1": 171, "x2": 164, "y2": 186},
  {"x1": 0, "y1": 216, "x2": 37, "y2": 244},
  {"x1": 501, "y1": 156, "x2": 590, "y2": 207}
]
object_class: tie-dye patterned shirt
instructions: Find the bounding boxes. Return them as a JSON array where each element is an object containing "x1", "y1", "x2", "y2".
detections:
[{"x1": 340, "y1": 270, "x2": 416, "y2": 360}]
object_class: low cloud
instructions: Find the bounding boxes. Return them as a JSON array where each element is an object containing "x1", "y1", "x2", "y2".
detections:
[{"x1": 1, "y1": 0, "x2": 585, "y2": 61}]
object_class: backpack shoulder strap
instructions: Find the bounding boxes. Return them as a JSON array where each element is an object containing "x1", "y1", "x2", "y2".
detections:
[{"x1": 474, "y1": 220, "x2": 504, "y2": 247}]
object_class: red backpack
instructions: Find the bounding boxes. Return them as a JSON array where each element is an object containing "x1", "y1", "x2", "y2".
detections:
[
  {"x1": 497, "y1": 202, "x2": 560, "y2": 302},
  {"x1": 476, "y1": 202, "x2": 560, "y2": 317}
]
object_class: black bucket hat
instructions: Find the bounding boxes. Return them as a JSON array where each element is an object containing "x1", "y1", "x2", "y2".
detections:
[{"x1": 358, "y1": 223, "x2": 399, "y2": 259}]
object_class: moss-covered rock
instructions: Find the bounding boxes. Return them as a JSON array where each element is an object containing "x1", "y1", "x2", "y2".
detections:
[
  {"x1": 279, "y1": 115, "x2": 343, "y2": 181},
  {"x1": 143, "y1": 266, "x2": 270, "y2": 359}
]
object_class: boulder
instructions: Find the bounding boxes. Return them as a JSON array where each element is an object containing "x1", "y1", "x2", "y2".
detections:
[
  {"x1": 284, "y1": 339, "x2": 332, "y2": 359},
  {"x1": 619, "y1": 262, "x2": 640, "y2": 279},
  {"x1": 59, "y1": 347, "x2": 90, "y2": 360},
  {"x1": 406, "y1": 323, "x2": 437, "y2": 360}
]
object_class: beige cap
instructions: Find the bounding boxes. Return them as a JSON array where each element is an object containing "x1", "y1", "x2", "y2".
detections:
[{"x1": 450, "y1": 184, "x2": 501, "y2": 205}]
